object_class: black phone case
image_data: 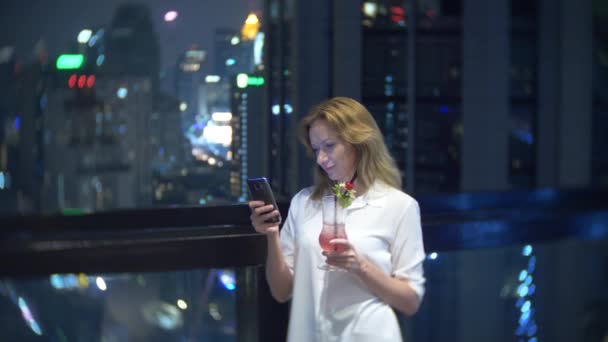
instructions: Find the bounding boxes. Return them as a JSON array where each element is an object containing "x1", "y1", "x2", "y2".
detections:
[{"x1": 247, "y1": 177, "x2": 281, "y2": 223}]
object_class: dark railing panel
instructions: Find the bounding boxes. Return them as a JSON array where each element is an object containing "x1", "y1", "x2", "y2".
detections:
[{"x1": 1, "y1": 189, "x2": 608, "y2": 276}]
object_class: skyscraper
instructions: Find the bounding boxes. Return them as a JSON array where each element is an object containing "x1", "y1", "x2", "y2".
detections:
[
  {"x1": 175, "y1": 48, "x2": 206, "y2": 131},
  {"x1": 40, "y1": 3, "x2": 183, "y2": 213},
  {"x1": 214, "y1": 27, "x2": 255, "y2": 78},
  {"x1": 229, "y1": 73, "x2": 269, "y2": 201},
  {"x1": 104, "y1": 3, "x2": 161, "y2": 91}
]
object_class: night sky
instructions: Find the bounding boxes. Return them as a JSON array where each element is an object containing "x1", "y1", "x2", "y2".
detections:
[{"x1": 0, "y1": 0, "x2": 259, "y2": 72}]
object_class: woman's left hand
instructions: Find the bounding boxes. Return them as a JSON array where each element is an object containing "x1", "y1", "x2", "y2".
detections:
[{"x1": 322, "y1": 239, "x2": 366, "y2": 273}]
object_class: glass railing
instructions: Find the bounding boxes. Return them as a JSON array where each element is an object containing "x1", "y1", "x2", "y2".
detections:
[{"x1": 1, "y1": 188, "x2": 607, "y2": 341}]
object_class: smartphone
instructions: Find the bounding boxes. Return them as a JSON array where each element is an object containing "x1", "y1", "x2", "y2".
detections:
[{"x1": 247, "y1": 177, "x2": 281, "y2": 223}]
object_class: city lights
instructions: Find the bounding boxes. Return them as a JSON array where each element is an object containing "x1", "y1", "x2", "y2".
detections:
[
  {"x1": 86, "y1": 75, "x2": 96, "y2": 88},
  {"x1": 117, "y1": 87, "x2": 128, "y2": 99},
  {"x1": 177, "y1": 299, "x2": 188, "y2": 310},
  {"x1": 515, "y1": 244, "x2": 538, "y2": 339},
  {"x1": 96, "y1": 277, "x2": 107, "y2": 291},
  {"x1": 236, "y1": 74, "x2": 264, "y2": 88},
  {"x1": 247, "y1": 76, "x2": 264, "y2": 86},
  {"x1": 18, "y1": 297, "x2": 42, "y2": 336},
  {"x1": 88, "y1": 29, "x2": 104, "y2": 47},
  {"x1": 363, "y1": 2, "x2": 378, "y2": 18},
  {"x1": 218, "y1": 270, "x2": 236, "y2": 291},
  {"x1": 230, "y1": 36, "x2": 240, "y2": 45},
  {"x1": 77, "y1": 29, "x2": 93, "y2": 44},
  {"x1": 209, "y1": 303, "x2": 222, "y2": 320},
  {"x1": 185, "y1": 50, "x2": 205, "y2": 60},
  {"x1": 272, "y1": 104, "x2": 280, "y2": 115},
  {"x1": 245, "y1": 13, "x2": 259, "y2": 25},
  {"x1": 254, "y1": 32, "x2": 265, "y2": 66},
  {"x1": 212, "y1": 112, "x2": 232, "y2": 122},
  {"x1": 96, "y1": 54, "x2": 105, "y2": 66},
  {"x1": 56, "y1": 54, "x2": 84, "y2": 70},
  {"x1": 164, "y1": 11, "x2": 178, "y2": 22},
  {"x1": 180, "y1": 62, "x2": 200, "y2": 72},
  {"x1": 179, "y1": 102, "x2": 188, "y2": 112},
  {"x1": 236, "y1": 73, "x2": 248, "y2": 88},
  {"x1": 68, "y1": 74, "x2": 96, "y2": 89},
  {"x1": 283, "y1": 103, "x2": 293, "y2": 114},
  {"x1": 205, "y1": 75, "x2": 221, "y2": 83},
  {"x1": 202, "y1": 123, "x2": 232, "y2": 146},
  {"x1": 241, "y1": 13, "x2": 260, "y2": 40}
]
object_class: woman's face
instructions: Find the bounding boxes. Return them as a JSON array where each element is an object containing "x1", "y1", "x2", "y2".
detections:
[{"x1": 309, "y1": 119, "x2": 357, "y2": 182}]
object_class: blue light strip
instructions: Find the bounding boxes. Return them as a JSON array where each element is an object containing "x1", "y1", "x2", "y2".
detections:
[
  {"x1": 240, "y1": 95, "x2": 248, "y2": 201},
  {"x1": 515, "y1": 244, "x2": 538, "y2": 341}
]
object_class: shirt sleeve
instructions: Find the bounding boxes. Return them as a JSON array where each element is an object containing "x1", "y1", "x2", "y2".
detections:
[
  {"x1": 279, "y1": 191, "x2": 301, "y2": 274},
  {"x1": 390, "y1": 198, "x2": 426, "y2": 300}
]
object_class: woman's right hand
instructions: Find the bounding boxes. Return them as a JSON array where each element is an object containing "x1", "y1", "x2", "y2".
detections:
[{"x1": 248, "y1": 201, "x2": 281, "y2": 235}]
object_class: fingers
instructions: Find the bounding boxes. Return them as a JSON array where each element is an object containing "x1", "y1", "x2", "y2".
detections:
[
  {"x1": 329, "y1": 239, "x2": 350, "y2": 248},
  {"x1": 251, "y1": 220, "x2": 279, "y2": 234},
  {"x1": 322, "y1": 240, "x2": 358, "y2": 271},
  {"x1": 324, "y1": 258, "x2": 358, "y2": 272},
  {"x1": 248, "y1": 201, "x2": 266, "y2": 209},
  {"x1": 250, "y1": 203, "x2": 276, "y2": 217},
  {"x1": 250, "y1": 209, "x2": 280, "y2": 224},
  {"x1": 248, "y1": 201, "x2": 280, "y2": 234}
]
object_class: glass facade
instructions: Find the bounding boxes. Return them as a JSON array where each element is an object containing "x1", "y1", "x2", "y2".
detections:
[
  {"x1": 1, "y1": 1, "x2": 606, "y2": 341},
  {"x1": 592, "y1": 0, "x2": 608, "y2": 186},
  {"x1": 509, "y1": 0, "x2": 538, "y2": 189},
  {"x1": 265, "y1": 0, "x2": 294, "y2": 200},
  {"x1": 0, "y1": 269, "x2": 240, "y2": 341},
  {"x1": 361, "y1": 0, "x2": 462, "y2": 193},
  {"x1": 401, "y1": 239, "x2": 608, "y2": 342},
  {"x1": 0, "y1": 0, "x2": 604, "y2": 216},
  {"x1": 0, "y1": 1, "x2": 263, "y2": 216},
  {"x1": 2, "y1": 238, "x2": 606, "y2": 341}
]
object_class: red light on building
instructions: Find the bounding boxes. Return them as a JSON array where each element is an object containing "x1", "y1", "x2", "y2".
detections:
[
  {"x1": 68, "y1": 74, "x2": 97, "y2": 89},
  {"x1": 390, "y1": 6, "x2": 406, "y2": 23},
  {"x1": 68, "y1": 74, "x2": 77, "y2": 88},
  {"x1": 86, "y1": 75, "x2": 96, "y2": 88},
  {"x1": 77, "y1": 75, "x2": 87, "y2": 88}
]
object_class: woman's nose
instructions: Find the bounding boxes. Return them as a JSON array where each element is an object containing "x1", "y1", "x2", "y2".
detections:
[{"x1": 316, "y1": 150, "x2": 327, "y2": 165}]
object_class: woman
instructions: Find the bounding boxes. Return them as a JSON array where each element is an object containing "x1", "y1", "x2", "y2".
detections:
[{"x1": 249, "y1": 97, "x2": 426, "y2": 342}]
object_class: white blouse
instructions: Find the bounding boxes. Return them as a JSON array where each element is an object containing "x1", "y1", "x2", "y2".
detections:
[{"x1": 280, "y1": 182, "x2": 426, "y2": 342}]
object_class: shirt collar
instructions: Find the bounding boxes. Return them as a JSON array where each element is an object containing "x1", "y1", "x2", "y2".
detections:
[{"x1": 347, "y1": 181, "x2": 389, "y2": 210}]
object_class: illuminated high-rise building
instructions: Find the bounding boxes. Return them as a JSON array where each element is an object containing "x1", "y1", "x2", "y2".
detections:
[
  {"x1": 201, "y1": 75, "x2": 231, "y2": 116},
  {"x1": 229, "y1": 73, "x2": 269, "y2": 201},
  {"x1": 214, "y1": 26, "x2": 255, "y2": 78},
  {"x1": 44, "y1": 73, "x2": 151, "y2": 212},
  {"x1": 39, "y1": 3, "x2": 186, "y2": 213},
  {"x1": 175, "y1": 49, "x2": 206, "y2": 131}
]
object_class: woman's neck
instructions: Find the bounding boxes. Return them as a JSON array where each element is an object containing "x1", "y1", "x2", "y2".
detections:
[{"x1": 339, "y1": 171, "x2": 357, "y2": 184}]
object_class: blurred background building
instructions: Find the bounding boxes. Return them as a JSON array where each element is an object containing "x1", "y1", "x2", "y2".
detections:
[{"x1": 0, "y1": 0, "x2": 606, "y2": 341}]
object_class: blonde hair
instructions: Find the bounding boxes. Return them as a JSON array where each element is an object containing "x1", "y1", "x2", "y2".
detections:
[{"x1": 298, "y1": 97, "x2": 401, "y2": 200}]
